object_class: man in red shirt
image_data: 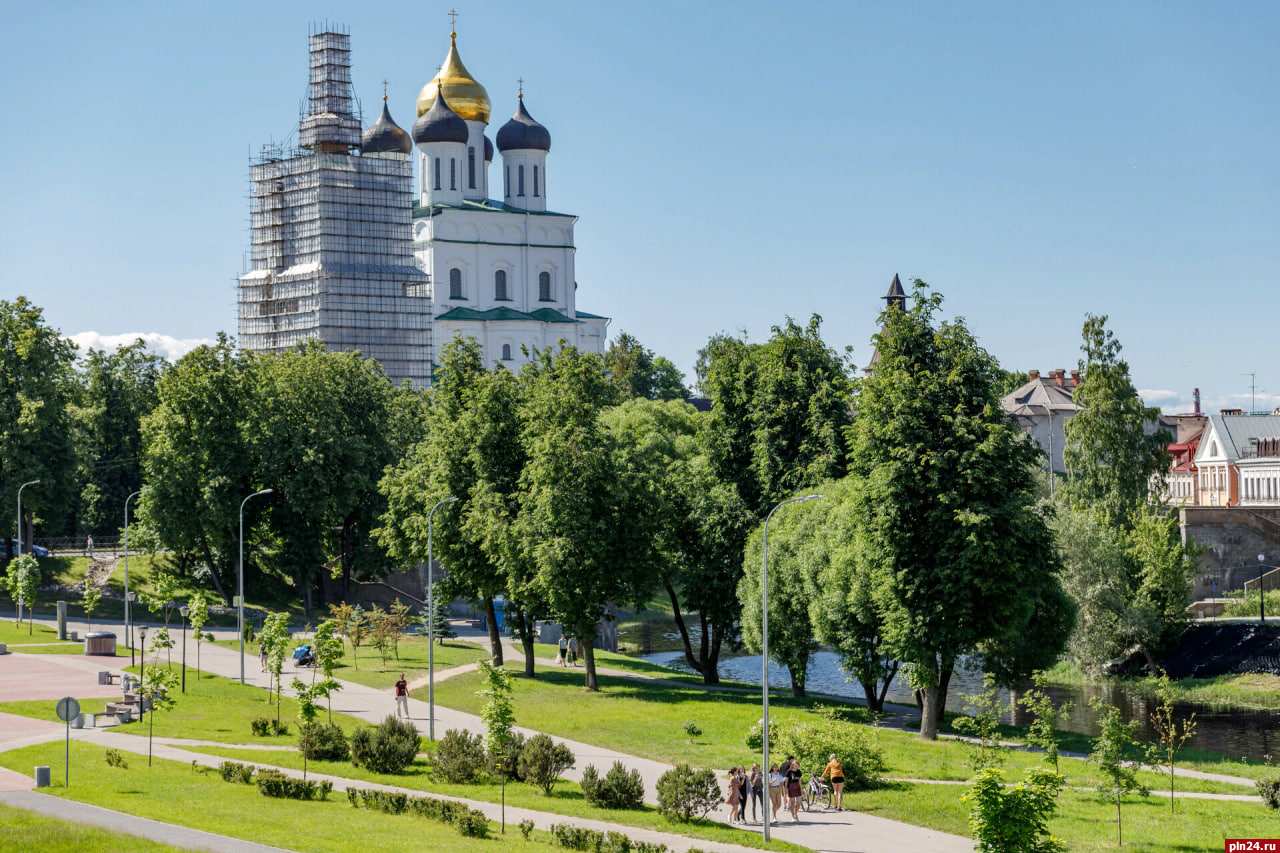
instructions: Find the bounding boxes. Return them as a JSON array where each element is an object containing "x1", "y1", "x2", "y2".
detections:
[{"x1": 394, "y1": 674, "x2": 409, "y2": 718}]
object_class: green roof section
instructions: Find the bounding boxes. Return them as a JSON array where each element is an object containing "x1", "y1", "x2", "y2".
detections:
[
  {"x1": 574, "y1": 310, "x2": 607, "y2": 319},
  {"x1": 435, "y1": 306, "x2": 582, "y2": 324},
  {"x1": 412, "y1": 199, "x2": 573, "y2": 219}
]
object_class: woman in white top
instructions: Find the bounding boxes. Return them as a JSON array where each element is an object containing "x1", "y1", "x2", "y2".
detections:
[{"x1": 767, "y1": 762, "x2": 784, "y2": 824}]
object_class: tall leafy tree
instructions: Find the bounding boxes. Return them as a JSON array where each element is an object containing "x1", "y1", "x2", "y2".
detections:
[
  {"x1": 603, "y1": 331, "x2": 688, "y2": 401},
  {"x1": 0, "y1": 297, "x2": 78, "y2": 550},
  {"x1": 848, "y1": 282, "x2": 1067, "y2": 739},
  {"x1": 1063, "y1": 315, "x2": 1170, "y2": 529},
  {"x1": 602, "y1": 398, "x2": 754, "y2": 685},
  {"x1": 251, "y1": 341, "x2": 397, "y2": 611},
  {"x1": 516, "y1": 345, "x2": 653, "y2": 690},
  {"x1": 140, "y1": 334, "x2": 257, "y2": 604},
  {"x1": 73, "y1": 339, "x2": 164, "y2": 536}
]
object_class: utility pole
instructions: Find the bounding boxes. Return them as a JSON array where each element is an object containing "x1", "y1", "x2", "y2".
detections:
[{"x1": 1242, "y1": 372, "x2": 1257, "y2": 414}]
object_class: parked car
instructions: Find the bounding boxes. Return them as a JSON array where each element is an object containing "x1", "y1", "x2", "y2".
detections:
[{"x1": 3, "y1": 541, "x2": 49, "y2": 558}]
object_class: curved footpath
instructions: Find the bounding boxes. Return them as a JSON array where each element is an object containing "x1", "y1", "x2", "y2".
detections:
[{"x1": 3, "y1": 615, "x2": 976, "y2": 853}]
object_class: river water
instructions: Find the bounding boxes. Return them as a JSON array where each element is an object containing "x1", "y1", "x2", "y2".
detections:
[{"x1": 639, "y1": 648, "x2": 1280, "y2": 763}]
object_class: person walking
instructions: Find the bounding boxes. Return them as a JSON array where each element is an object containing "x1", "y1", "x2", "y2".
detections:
[
  {"x1": 725, "y1": 767, "x2": 741, "y2": 823},
  {"x1": 557, "y1": 634, "x2": 568, "y2": 666},
  {"x1": 749, "y1": 763, "x2": 764, "y2": 823},
  {"x1": 259, "y1": 643, "x2": 269, "y2": 672},
  {"x1": 394, "y1": 673, "x2": 409, "y2": 718},
  {"x1": 784, "y1": 756, "x2": 803, "y2": 823},
  {"x1": 86, "y1": 534, "x2": 93, "y2": 559},
  {"x1": 735, "y1": 766, "x2": 749, "y2": 823},
  {"x1": 567, "y1": 636, "x2": 578, "y2": 667},
  {"x1": 822, "y1": 753, "x2": 846, "y2": 810},
  {"x1": 767, "y1": 762, "x2": 784, "y2": 825}
]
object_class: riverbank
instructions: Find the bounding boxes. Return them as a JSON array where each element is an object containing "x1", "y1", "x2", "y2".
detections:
[{"x1": 1044, "y1": 661, "x2": 1280, "y2": 709}]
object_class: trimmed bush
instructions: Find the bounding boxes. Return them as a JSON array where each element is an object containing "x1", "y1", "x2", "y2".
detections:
[
  {"x1": 251, "y1": 717, "x2": 289, "y2": 737},
  {"x1": 218, "y1": 761, "x2": 256, "y2": 784},
  {"x1": 255, "y1": 769, "x2": 331, "y2": 800},
  {"x1": 518, "y1": 733, "x2": 575, "y2": 795},
  {"x1": 549, "y1": 824, "x2": 667, "y2": 853},
  {"x1": 346, "y1": 786, "x2": 488, "y2": 838},
  {"x1": 431, "y1": 728, "x2": 487, "y2": 783},
  {"x1": 1259, "y1": 775, "x2": 1280, "y2": 810},
  {"x1": 488, "y1": 730, "x2": 527, "y2": 781},
  {"x1": 772, "y1": 718, "x2": 885, "y2": 790},
  {"x1": 350, "y1": 715, "x2": 421, "y2": 775},
  {"x1": 104, "y1": 749, "x2": 128, "y2": 769},
  {"x1": 455, "y1": 810, "x2": 489, "y2": 838},
  {"x1": 581, "y1": 761, "x2": 644, "y2": 810},
  {"x1": 656, "y1": 763, "x2": 720, "y2": 822},
  {"x1": 300, "y1": 722, "x2": 350, "y2": 762}
]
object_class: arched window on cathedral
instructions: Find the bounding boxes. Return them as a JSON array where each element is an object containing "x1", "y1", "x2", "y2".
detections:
[
  {"x1": 434, "y1": 158, "x2": 442, "y2": 191},
  {"x1": 449, "y1": 267, "x2": 463, "y2": 300},
  {"x1": 468, "y1": 147, "x2": 476, "y2": 189},
  {"x1": 518, "y1": 165, "x2": 525, "y2": 197},
  {"x1": 450, "y1": 158, "x2": 456, "y2": 191},
  {"x1": 539, "y1": 271, "x2": 552, "y2": 301},
  {"x1": 501, "y1": 344, "x2": 512, "y2": 361},
  {"x1": 533, "y1": 165, "x2": 540, "y2": 197},
  {"x1": 494, "y1": 269, "x2": 508, "y2": 301}
]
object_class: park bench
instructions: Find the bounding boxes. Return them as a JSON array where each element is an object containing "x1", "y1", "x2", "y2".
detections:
[{"x1": 97, "y1": 671, "x2": 119, "y2": 686}]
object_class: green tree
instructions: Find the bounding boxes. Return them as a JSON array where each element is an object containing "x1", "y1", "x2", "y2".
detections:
[
  {"x1": 0, "y1": 297, "x2": 78, "y2": 549},
  {"x1": 250, "y1": 341, "x2": 397, "y2": 611},
  {"x1": 477, "y1": 660, "x2": 516, "y2": 830},
  {"x1": 139, "y1": 662, "x2": 178, "y2": 767},
  {"x1": 309, "y1": 619, "x2": 344, "y2": 723},
  {"x1": 1016, "y1": 672, "x2": 1073, "y2": 774},
  {"x1": 953, "y1": 674, "x2": 1010, "y2": 773},
  {"x1": 603, "y1": 331, "x2": 688, "y2": 401},
  {"x1": 601, "y1": 398, "x2": 754, "y2": 685},
  {"x1": 516, "y1": 345, "x2": 653, "y2": 690},
  {"x1": 1062, "y1": 315, "x2": 1170, "y2": 530},
  {"x1": 186, "y1": 592, "x2": 208, "y2": 680},
  {"x1": 1089, "y1": 696, "x2": 1148, "y2": 845},
  {"x1": 82, "y1": 579, "x2": 101, "y2": 633},
  {"x1": 964, "y1": 767, "x2": 1066, "y2": 853},
  {"x1": 1147, "y1": 670, "x2": 1197, "y2": 814},
  {"x1": 6, "y1": 554, "x2": 40, "y2": 632},
  {"x1": 848, "y1": 282, "x2": 1069, "y2": 739},
  {"x1": 377, "y1": 338, "x2": 513, "y2": 667},
  {"x1": 258, "y1": 612, "x2": 292, "y2": 726},
  {"x1": 72, "y1": 339, "x2": 164, "y2": 536},
  {"x1": 423, "y1": 598, "x2": 458, "y2": 644},
  {"x1": 140, "y1": 334, "x2": 257, "y2": 604}
]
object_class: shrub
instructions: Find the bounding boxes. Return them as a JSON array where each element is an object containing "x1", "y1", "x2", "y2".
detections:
[
  {"x1": 772, "y1": 718, "x2": 885, "y2": 790},
  {"x1": 656, "y1": 763, "x2": 720, "y2": 822},
  {"x1": 350, "y1": 715, "x2": 421, "y2": 775},
  {"x1": 256, "y1": 768, "x2": 327, "y2": 800},
  {"x1": 251, "y1": 717, "x2": 289, "y2": 737},
  {"x1": 218, "y1": 761, "x2": 256, "y2": 784},
  {"x1": 519, "y1": 733, "x2": 575, "y2": 795},
  {"x1": 346, "y1": 787, "x2": 487, "y2": 838},
  {"x1": 431, "y1": 728, "x2": 487, "y2": 783},
  {"x1": 488, "y1": 730, "x2": 527, "y2": 781},
  {"x1": 682, "y1": 719, "x2": 702, "y2": 742},
  {"x1": 300, "y1": 722, "x2": 350, "y2": 762},
  {"x1": 1259, "y1": 775, "x2": 1280, "y2": 810},
  {"x1": 549, "y1": 824, "x2": 666, "y2": 853},
  {"x1": 964, "y1": 767, "x2": 1066, "y2": 853},
  {"x1": 455, "y1": 810, "x2": 489, "y2": 838},
  {"x1": 518, "y1": 818, "x2": 535, "y2": 840},
  {"x1": 104, "y1": 749, "x2": 128, "y2": 769},
  {"x1": 581, "y1": 761, "x2": 644, "y2": 810}
]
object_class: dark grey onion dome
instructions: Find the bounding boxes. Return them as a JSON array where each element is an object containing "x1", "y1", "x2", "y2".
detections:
[
  {"x1": 362, "y1": 101, "x2": 413, "y2": 155},
  {"x1": 412, "y1": 91, "x2": 469, "y2": 145},
  {"x1": 484, "y1": 134, "x2": 493, "y2": 162},
  {"x1": 496, "y1": 97, "x2": 551, "y2": 152}
]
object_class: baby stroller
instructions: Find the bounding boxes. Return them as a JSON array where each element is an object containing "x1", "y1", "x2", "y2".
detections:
[{"x1": 291, "y1": 644, "x2": 316, "y2": 668}]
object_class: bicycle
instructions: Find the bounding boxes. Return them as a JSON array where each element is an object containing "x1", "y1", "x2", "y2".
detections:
[{"x1": 804, "y1": 775, "x2": 833, "y2": 811}]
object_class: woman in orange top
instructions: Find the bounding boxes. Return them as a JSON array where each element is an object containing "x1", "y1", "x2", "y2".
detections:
[{"x1": 822, "y1": 753, "x2": 845, "y2": 810}]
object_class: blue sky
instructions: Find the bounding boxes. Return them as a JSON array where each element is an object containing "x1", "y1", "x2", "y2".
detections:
[{"x1": 2, "y1": 1, "x2": 1276, "y2": 411}]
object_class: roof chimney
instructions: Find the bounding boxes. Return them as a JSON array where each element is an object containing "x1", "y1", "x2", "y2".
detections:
[
  {"x1": 1221, "y1": 408, "x2": 1244, "y2": 416},
  {"x1": 1070, "y1": 370, "x2": 1080, "y2": 386},
  {"x1": 1051, "y1": 369, "x2": 1066, "y2": 387},
  {"x1": 1193, "y1": 388, "x2": 1201, "y2": 415},
  {"x1": 1028, "y1": 369, "x2": 1040, "y2": 381}
]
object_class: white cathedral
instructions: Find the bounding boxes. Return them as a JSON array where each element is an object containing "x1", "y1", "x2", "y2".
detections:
[{"x1": 238, "y1": 26, "x2": 608, "y2": 385}]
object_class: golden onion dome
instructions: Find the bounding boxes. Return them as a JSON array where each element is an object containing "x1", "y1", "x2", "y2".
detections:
[{"x1": 416, "y1": 33, "x2": 491, "y2": 124}]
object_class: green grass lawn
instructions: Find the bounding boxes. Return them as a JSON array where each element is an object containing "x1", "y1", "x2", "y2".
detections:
[
  {"x1": 198, "y1": 744, "x2": 805, "y2": 852},
  {"x1": 0, "y1": 619, "x2": 67, "y2": 645},
  {"x1": 0, "y1": 668, "x2": 366, "y2": 745},
  {"x1": 0, "y1": 802, "x2": 190, "y2": 853},
  {"x1": 212, "y1": 635, "x2": 489, "y2": 691},
  {"x1": 0, "y1": 741, "x2": 549, "y2": 853}
]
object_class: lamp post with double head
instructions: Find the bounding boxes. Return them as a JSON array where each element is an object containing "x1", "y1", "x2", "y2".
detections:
[
  {"x1": 426, "y1": 495, "x2": 458, "y2": 741},
  {"x1": 761, "y1": 493, "x2": 822, "y2": 842},
  {"x1": 124, "y1": 489, "x2": 148, "y2": 666},
  {"x1": 238, "y1": 489, "x2": 274, "y2": 685}
]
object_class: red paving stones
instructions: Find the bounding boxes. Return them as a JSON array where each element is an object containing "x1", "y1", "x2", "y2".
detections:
[{"x1": 0, "y1": 653, "x2": 123, "y2": 703}]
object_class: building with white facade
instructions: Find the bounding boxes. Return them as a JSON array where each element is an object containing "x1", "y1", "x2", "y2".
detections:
[
  {"x1": 239, "y1": 26, "x2": 608, "y2": 383},
  {"x1": 1194, "y1": 412, "x2": 1280, "y2": 507}
]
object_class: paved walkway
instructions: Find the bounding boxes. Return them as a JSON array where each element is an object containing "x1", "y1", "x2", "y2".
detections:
[{"x1": 0, "y1": 788, "x2": 292, "y2": 852}]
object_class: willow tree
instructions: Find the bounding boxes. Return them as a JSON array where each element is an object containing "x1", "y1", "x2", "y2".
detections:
[{"x1": 848, "y1": 282, "x2": 1067, "y2": 739}]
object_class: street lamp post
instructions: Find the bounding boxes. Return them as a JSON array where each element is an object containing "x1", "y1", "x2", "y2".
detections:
[
  {"x1": 1258, "y1": 554, "x2": 1267, "y2": 624},
  {"x1": 426, "y1": 495, "x2": 458, "y2": 741},
  {"x1": 761, "y1": 493, "x2": 822, "y2": 843},
  {"x1": 139, "y1": 626, "x2": 148, "y2": 724},
  {"x1": 180, "y1": 605, "x2": 189, "y2": 693},
  {"x1": 123, "y1": 489, "x2": 148, "y2": 666},
  {"x1": 16, "y1": 480, "x2": 39, "y2": 559},
  {"x1": 238, "y1": 489, "x2": 274, "y2": 685}
]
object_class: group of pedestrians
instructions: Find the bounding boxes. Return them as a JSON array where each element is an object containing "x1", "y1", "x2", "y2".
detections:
[
  {"x1": 727, "y1": 754, "x2": 847, "y2": 826},
  {"x1": 555, "y1": 634, "x2": 580, "y2": 666}
]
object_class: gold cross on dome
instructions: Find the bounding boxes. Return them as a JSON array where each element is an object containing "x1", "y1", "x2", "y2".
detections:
[
  {"x1": 518, "y1": 77, "x2": 524, "y2": 98},
  {"x1": 382, "y1": 79, "x2": 388, "y2": 102},
  {"x1": 449, "y1": 9, "x2": 459, "y2": 33}
]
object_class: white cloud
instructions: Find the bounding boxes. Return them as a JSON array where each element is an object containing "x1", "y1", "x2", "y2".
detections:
[
  {"x1": 68, "y1": 331, "x2": 217, "y2": 362},
  {"x1": 1138, "y1": 389, "x2": 1182, "y2": 404}
]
